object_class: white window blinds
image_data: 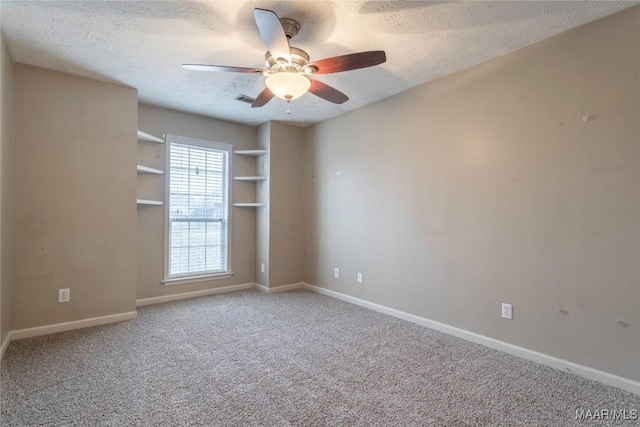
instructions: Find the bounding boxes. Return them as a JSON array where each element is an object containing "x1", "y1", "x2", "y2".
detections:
[{"x1": 167, "y1": 138, "x2": 230, "y2": 279}]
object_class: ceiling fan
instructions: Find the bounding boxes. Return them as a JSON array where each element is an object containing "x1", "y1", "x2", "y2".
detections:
[{"x1": 183, "y1": 8, "x2": 387, "y2": 113}]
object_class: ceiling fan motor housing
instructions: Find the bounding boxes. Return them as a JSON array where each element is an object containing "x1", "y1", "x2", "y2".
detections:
[{"x1": 265, "y1": 47, "x2": 316, "y2": 74}]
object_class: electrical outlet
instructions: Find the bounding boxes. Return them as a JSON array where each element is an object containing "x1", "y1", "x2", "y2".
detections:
[
  {"x1": 59, "y1": 288, "x2": 70, "y2": 303},
  {"x1": 502, "y1": 303, "x2": 512, "y2": 320},
  {"x1": 260, "y1": 263, "x2": 265, "y2": 273},
  {"x1": 357, "y1": 272, "x2": 363, "y2": 283},
  {"x1": 334, "y1": 268, "x2": 339, "y2": 278}
]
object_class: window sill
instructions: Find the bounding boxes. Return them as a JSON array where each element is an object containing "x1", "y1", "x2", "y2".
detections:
[{"x1": 161, "y1": 272, "x2": 234, "y2": 287}]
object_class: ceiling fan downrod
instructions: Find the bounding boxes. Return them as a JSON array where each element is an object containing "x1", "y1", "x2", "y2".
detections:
[{"x1": 279, "y1": 18, "x2": 300, "y2": 39}]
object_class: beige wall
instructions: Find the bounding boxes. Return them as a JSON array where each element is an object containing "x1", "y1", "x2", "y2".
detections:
[
  {"x1": 11, "y1": 64, "x2": 138, "y2": 329},
  {"x1": 137, "y1": 104, "x2": 257, "y2": 300},
  {"x1": 303, "y1": 7, "x2": 640, "y2": 381},
  {"x1": 254, "y1": 121, "x2": 304, "y2": 289},
  {"x1": 0, "y1": 33, "x2": 14, "y2": 344},
  {"x1": 269, "y1": 122, "x2": 304, "y2": 287}
]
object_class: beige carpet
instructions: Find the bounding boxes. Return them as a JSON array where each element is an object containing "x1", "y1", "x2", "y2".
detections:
[{"x1": 1, "y1": 289, "x2": 638, "y2": 426}]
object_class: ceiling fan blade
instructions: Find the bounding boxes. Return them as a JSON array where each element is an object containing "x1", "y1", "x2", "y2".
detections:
[
  {"x1": 183, "y1": 64, "x2": 263, "y2": 74},
  {"x1": 308, "y1": 51, "x2": 386, "y2": 74},
  {"x1": 254, "y1": 8, "x2": 291, "y2": 64},
  {"x1": 252, "y1": 87, "x2": 275, "y2": 108},
  {"x1": 308, "y1": 78, "x2": 349, "y2": 104}
]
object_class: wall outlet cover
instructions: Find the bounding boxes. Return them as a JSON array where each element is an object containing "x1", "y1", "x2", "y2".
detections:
[
  {"x1": 502, "y1": 303, "x2": 513, "y2": 319},
  {"x1": 59, "y1": 288, "x2": 70, "y2": 303}
]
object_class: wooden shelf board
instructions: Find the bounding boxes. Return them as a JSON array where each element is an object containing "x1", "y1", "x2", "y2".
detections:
[
  {"x1": 137, "y1": 130, "x2": 164, "y2": 143},
  {"x1": 137, "y1": 199, "x2": 163, "y2": 206},
  {"x1": 137, "y1": 165, "x2": 164, "y2": 174},
  {"x1": 233, "y1": 176, "x2": 267, "y2": 181},
  {"x1": 233, "y1": 203, "x2": 267, "y2": 207},
  {"x1": 234, "y1": 150, "x2": 267, "y2": 156}
]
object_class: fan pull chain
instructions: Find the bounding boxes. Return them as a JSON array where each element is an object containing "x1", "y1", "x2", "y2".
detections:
[{"x1": 286, "y1": 99, "x2": 292, "y2": 115}]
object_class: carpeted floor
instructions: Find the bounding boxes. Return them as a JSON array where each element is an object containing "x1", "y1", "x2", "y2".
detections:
[{"x1": 1, "y1": 289, "x2": 638, "y2": 426}]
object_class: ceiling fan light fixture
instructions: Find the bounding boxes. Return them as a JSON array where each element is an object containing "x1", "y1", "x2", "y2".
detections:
[
  {"x1": 265, "y1": 72, "x2": 310, "y2": 101},
  {"x1": 184, "y1": 8, "x2": 386, "y2": 110}
]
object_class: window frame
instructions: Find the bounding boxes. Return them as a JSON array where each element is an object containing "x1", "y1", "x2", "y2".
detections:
[{"x1": 162, "y1": 134, "x2": 233, "y2": 286}]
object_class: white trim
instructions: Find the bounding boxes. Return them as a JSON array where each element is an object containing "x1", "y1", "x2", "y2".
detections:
[
  {"x1": 0, "y1": 332, "x2": 10, "y2": 360},
  {"x1": 255, "y1": 283, "x2": 303, "y2": 294},
  {"x1": 136, "y1": 282, "x2": 254, "y2": 307},
  {"x1": 165, "y1": 134, "x2": 232, "y2": 152},
  {"x1": 164, "y1": 133, "x2": 171, "y2": 282},
  {"x1": 10, "y1": 311, "x2": 138, "y2": 340},
  {"x1": 162, "y1": 272, "x2": 234, "y2": 286},
  {"x1": 301, "y1": 283, "x2": 640, "y2": 395}
]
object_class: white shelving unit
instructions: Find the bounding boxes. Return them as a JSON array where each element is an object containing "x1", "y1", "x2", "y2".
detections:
[
  {"x1": 137, "y1": 199, "x2": 163, "y2": 206},
  {"x1": 233, "y1": 176, "x2": 267, "y2": 181},
  {"x1": 137, "y1": 165, "x2": 164, "y2": 175},
  {"x1": 137, "y1": 130, "x2": 164, "y2": 144},
  {"x1": 233, "y1": 149, "x2": 267, "y2": 207},
  {"x1": 137, "y1": 129, "x2": 164, "y2": 207},
  {"x1": 233, "y1": 203, "x2": 267, "y2": 207},
  {"x1": 234, "y1": 149, "x2": 267, "y2": 156}
]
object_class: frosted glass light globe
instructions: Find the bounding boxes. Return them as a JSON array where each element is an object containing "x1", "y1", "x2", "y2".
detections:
[{"x1": 265, "y1": 72, "x2": 311, "y2": 100}]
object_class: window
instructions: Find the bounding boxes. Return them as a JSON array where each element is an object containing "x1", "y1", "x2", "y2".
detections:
[{"x1": 165, "y1": 134, "x2": 231, "y2": 281}]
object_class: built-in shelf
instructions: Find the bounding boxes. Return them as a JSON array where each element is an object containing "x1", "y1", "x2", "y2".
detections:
[
  {"x1": 233, "y1": 176, "x2": 267, "y2": 181},
  {"x1": 137, "y1": 199, "x2": 163, "y2": 206},
  {"x1": 137, "y1": 130, "x2": 164, "y2": 207},
  {"x1": 232, "y1": 148, "x2": 267, "y2": 208},
  {"x1": 137, "y1": 165, "x2": 164, "y2": 175},
  {"x1": 234, "y1": 150, "x2": 267, "y2": 156},
  {"x1": 233, "y1": 203, "x2": 267, "y2": 207},
  {"x1": 137, "y1": 130, "x2": 164, "y2": 144}
]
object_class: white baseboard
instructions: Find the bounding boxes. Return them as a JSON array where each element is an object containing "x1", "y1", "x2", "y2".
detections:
[
  {"x1": 10, "y1": 311, "x2": 138, "y2": 340},
  {"x1": 301, "y1": 283, "x2": 640, "y2": 395},
  {"x1": 255, "y1": 283, "x2": 304, "y2": 294},
  {"x1": 0, "y1": 332, "x2": 10, "y2": 360},
  {"x1": 136, "y1": 282, "x2": 255, "y2": 307}
]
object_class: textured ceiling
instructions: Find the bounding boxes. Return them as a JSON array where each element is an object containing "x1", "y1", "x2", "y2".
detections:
[{"x1": 0, "y1": 1, "x2": 636, "y2": 126}]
